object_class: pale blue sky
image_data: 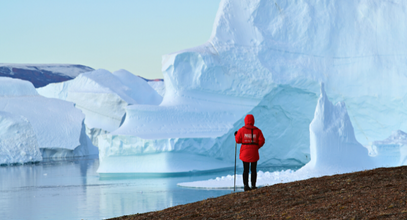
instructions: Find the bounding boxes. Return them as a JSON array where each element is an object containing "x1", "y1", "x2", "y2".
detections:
[{"x1": 0, "y1": 0, "x2": 220, "y2": 79}]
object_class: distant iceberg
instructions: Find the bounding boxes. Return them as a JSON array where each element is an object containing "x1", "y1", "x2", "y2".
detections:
[
  {"x1": 38, "y1": 69, "x2": 163, "y2": 147},
  {"x1": 0, "y1": 77, "x2": 97, "y2": 164},
  {"x1": 0, "y1": 63, "x2": 93, "y2": 88}
]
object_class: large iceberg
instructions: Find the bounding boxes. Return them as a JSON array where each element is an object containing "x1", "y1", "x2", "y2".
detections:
[
  {"x1": 165, "y1": 0, "x2": 407, "y2": 146},
  {"x1": 0, "y1": 77, "x2": 96, "y2": 164},
  {"x1": 98, "y1": 0, "x2": 407, "y2": 174},
  {"x1": 178, "y1": 84, "x2": 384, "y2": 188}
]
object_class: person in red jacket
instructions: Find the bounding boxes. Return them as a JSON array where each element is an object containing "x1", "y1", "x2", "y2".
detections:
[{"x1": 234, "y1": 114, "x2": 265, "y2": 191}]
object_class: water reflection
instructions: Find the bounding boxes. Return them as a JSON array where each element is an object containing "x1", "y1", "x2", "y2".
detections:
[
  {"x1": 0, "y1": 157, "x2": 234, "y2": 220},
  {"x1": 0, "y1": 157, "x2": 294, "y2": 220},
  {"x1": 96, "y1": 169, "x2": 236, "y2": 218},
  {"x1": 0, "y1": 157, "x2": 99, "y2": 220}
]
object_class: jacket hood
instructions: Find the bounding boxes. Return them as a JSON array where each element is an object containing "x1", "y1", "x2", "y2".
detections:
[{"x1": 244, "y1": 114, "x2": 255, "y2": 126}]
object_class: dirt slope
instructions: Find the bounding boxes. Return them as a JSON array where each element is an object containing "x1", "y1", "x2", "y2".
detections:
[{"x1": 110, "y1": 166, "x2": 407, "y2": 220}]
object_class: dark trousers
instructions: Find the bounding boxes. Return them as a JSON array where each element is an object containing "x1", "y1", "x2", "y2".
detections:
[{"x1": 243, "y1": 161, "x2": 257, "y2": 187}]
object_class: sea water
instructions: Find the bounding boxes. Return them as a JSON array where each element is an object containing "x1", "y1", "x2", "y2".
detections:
[{"x1": 0, "y1": 157, "x2": 298, "y2": 220}]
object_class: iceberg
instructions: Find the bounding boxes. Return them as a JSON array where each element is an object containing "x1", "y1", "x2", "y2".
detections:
[
  {"x1": 214, "y1": 84, "x2": 318, "y2": 166},
  {"x1": 0, "y1": 77, "x2": 96, "y2": 164},
  {"x1": 173, "y1": 0, "x2": 407, "y2": 147},
  {"x1": 147, "y1": 80, "x2": 165, "y2": 97},
  {"x1": 0, "y1": 63, "x2": 94, "y2": 88},
  {"x1": 368, "y1": 130, "x2": 407, "y2": 167},
  {"x1": 98, "y1": 0, "x2": 407, "y2": 174},
  {"x1": 99, "y1": 84, "x2": 316, "y2": 174},
  {"x1": 37, "y1": 69, "x2": 163, "y2": 146},
  {"x1": 178, "y1": 84, "x2": 376, "y2": 188},
  {"x1": 299, "y1": 84, "x2": 376, "y2": 175},
  {"x1": 297, "y1": 83, "x2": 407, "y2": 175},
  {"x1": 0, "y1": 111, "x2": 42, "y2": 164}
]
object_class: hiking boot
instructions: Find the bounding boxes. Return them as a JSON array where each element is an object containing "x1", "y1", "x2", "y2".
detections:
[
  {"x1": 251, "y1": 186, "x2": 258, "y2": 190},
  {"x1": 244, "y1": 185, "x2": 251, "y2": 191}
]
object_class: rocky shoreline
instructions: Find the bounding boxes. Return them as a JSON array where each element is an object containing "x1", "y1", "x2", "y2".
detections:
[{"x1": 110, "y1": 166, "x2": 407, "y2": 219}]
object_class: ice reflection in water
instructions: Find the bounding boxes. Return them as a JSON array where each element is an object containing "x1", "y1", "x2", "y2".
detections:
[{"x1": 0, "y1": 157, "x2": 240, "y2": 220}]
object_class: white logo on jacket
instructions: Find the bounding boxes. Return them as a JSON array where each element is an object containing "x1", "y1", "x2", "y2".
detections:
[{"x1": 244, "y1": 134, "x2": 256, "y2": 139}]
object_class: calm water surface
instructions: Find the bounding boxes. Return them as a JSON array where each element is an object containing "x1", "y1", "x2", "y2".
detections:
[{"x1": 0, "y1": 157, "x2": 293, "y2": 220}]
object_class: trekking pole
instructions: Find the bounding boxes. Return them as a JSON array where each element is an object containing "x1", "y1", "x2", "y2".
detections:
[{"x1": 234, "y1": 142, "x2": 237, "y2": 192}]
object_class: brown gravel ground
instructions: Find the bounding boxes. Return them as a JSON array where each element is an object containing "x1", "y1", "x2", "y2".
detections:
[{"x1": 109, "y1": 166, "x2": 407, "y2": 220}]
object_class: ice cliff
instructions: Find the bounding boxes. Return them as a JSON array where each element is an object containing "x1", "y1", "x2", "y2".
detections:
[
  {"x1": 177, "y1": 0, "x2": 407, "y2": 146},
  {"x1": 98, "y1": 0, "x2": 407, "y2": 174},
  {"x1": 178, "y1": 84, "x2": 383, "y2": 188},
  {"x1": 0, "y1": 77, "x2": 97, "y2": 164},
  {"x1": 368, "y1": 130, "x2": 407, "y2": 167},
  {"x1": 0, "y1": 111, "x2": 42, "y2": 164}
]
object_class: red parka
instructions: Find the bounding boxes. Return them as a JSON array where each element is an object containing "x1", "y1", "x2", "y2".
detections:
[{"x1": 235, "y1": 114, "x2": 265, "y2": 162}]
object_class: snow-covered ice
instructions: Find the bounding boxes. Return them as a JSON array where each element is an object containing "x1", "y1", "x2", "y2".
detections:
[
  {"x1": 2, "y1": 0, "x2": 405, "y2": 176},
  {"x1": 178, "y1": 170, "x2": 297, "y2": 189},
  {"x1": 0, "y1": 77, "x2": 97, "y2": 164},
  {"x1": 0, "y1": 76, "x2": 38, "y2": 97},
  {"x1": 37, "y1": 69, "x2": 163, "y2": 147},
  {"x1": 0, "y1": 111, "x2": 42, "y2": 164},
  {"x1": 178, "y1": 84, "x2": 385, "y2": 188},
  {"x1": 1, "y1": 79, "x2": 82, "y2": 151},
  {"x1": 181, "y1": 0, "x2": 407, "y2": 147},
  {"x1": 38, "y1": 69, "x2": 163, "y2": 131},
  {"x1": 98, "y1": 0, "x2": 407, "y2": 174},
  {"x1": 368, "y1": 130, "x2": 407, "y2": 167},
  {"x1": 147, "y1": 80, "x2": 165, "y2": 97},
  {"x1": 113, "y1": 69, "x2": 162, "y2": 105},
  {"x1": 302, "y1": 83, "x2": 375, "y2": 174}
]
